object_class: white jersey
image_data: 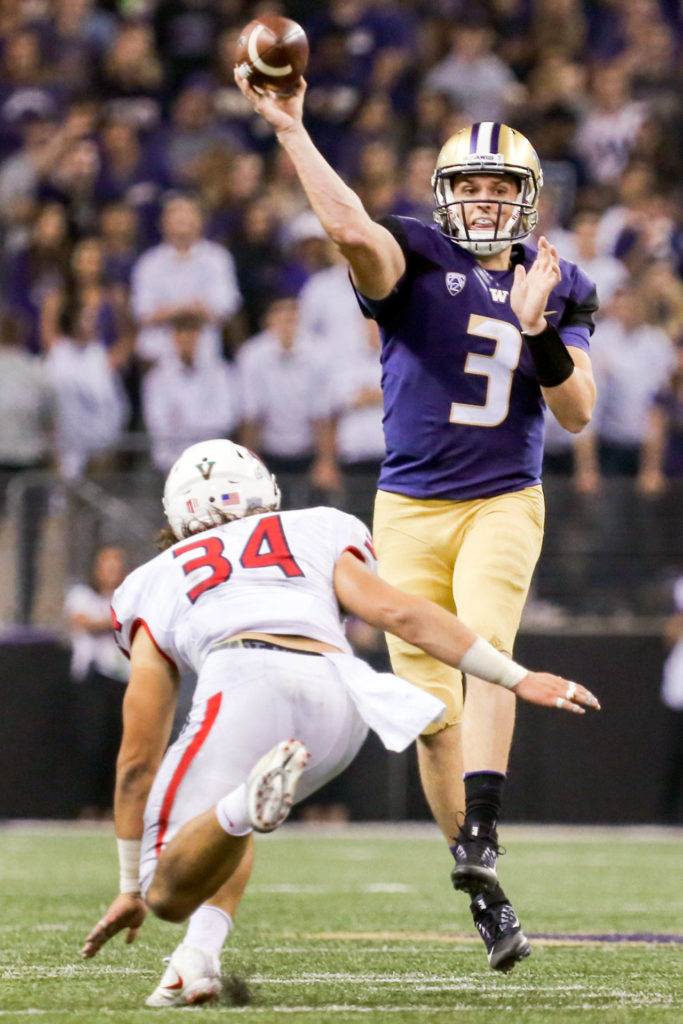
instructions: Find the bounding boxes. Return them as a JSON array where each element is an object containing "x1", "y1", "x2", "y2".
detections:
[{"x1": 112, "y1": 507, "x2": 376, "y2": 674}]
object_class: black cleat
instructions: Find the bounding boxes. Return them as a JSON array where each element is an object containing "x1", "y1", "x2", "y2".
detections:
[
  {"x1": 450, "y1": 824, "x2": 501, "y2": 895},
  {"x1": 470, "y1": 893, "x2": 531, "y2": 973}
]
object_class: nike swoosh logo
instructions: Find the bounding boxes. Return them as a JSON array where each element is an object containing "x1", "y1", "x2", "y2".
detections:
[{"x1": 167, "y1": 975, "x2": 184, "y2": 991}]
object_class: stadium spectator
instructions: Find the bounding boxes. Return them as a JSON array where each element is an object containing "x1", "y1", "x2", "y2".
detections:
[
  {"x1": 142, "y1": 311, "x2": 241, "y2": 475},
  {"x1": 0, "y1": 308, "x2": 55, "y2": 623},
  {"x1": 0, "y1": 111, "x2": 58, "y2": 250},
  {"x1": 37, "y1": 134, "x2": 101, "y2": 239},
  {"x1": 237, "y1": 296, "x2": 340, "y2": 507},
  {"x1": 659, "y1": 575, "x2": 683, "y2": 823},
  {"x1": 300, "y1": 26, "x2": 364, "y2": 160},
  {"x1": 391, "y1": 145, "x2": 441, "y2": 223},
  {"x1": 94, "y1": 115, "x2": 171, "y2": 249},
  {"x1": 638, "y1": 340, "x2": 683, "y2": 496},
  {"x1": 335, "y1": 90, "x2": 407, "y2": 183},
  {"x1": 99, "y1": 199, "x2": 141, "y2": 290},
  {"x1": 591, "y1": 284, "x2": 676, "y2": 476},
  {"x1": 554, "y1": 208, "x2": 629, "y2": 306},
  {"x1": 423, "y1": 15, "x2": 525, "y2": 125},
  {"x1": 575, "y1": 62, "x2": 648, "y2": 188},
  {"x1": 41, "y1": 234, "x2": 121, "y2": 353},
  {"x1": 45, "y1": 299, "x2": 129, "y2": 480},
  {"x1": 278, "y1": 208, "x2": 333, "y2": 297},
  {"x1": 79, "y1": 438, "x2": 598, "y2": 1004},
  {"x1": 237, "y1": 77, "x2": 598, "y2": 973},
  {"x1": 44, "y1": 0, "x2": 117, "y2": 93},
  {"x1": 351, "y1": 138, "x2": 401, "y2": 219},
  {"x1": 331, "y1": 318, "x2": 385, "y2": 525},
  {"x1": 158, "y1": 79, "x2": 241, "y2": 190},
  {"x1": 2, "y1": 200, "x2": 71, "y2": 354},
  {"x1": 641, "y1": 259, "x2": 683, "y2": 342},
  {"x1": 229, "y1": 195, "x2": 287, "y2": 336},
  {"x1": 584, "y1": 283, "x2": 676, "y2": 610},
  {"x1": 152, "y1": 0, "x2": 224, "y2": 96},
  {"x1": 131, "y1": 191, "x2": 242, "y2": 366},
  {"x1": 263, "y1": 147, "x2": 308, "y2": 228},
  {"x1": 65, "y1": 542, "x2": 129, "y2": 819},
  {"x1": 530, "y1": 0, "x2": 587, "y2": 62},
  {"x1": 208, "y1": 149, "x2": 267, "y2": 245},
  {"x1": 0, "y1": 28, "x2": 60, "y2": 159},
  {"x1": 93, "y1": 20, "x2": 163, "y2": 134},
  {"x1": 297, "y1": 247, "x2": 369, "y2": 367}
]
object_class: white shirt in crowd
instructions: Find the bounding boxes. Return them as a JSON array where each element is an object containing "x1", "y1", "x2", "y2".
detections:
[
  {"x1": 0, "y1": 347, "x2": 55, "y2": 465},
  {"x1": 64, "y1": 582, "x2": 130, "y2": 683},
  {"x1": 331, "y1": 342, "x2": 385, "y2": 464},
  {"x1": 142, "y1": 354, "x2": 241, "y2": 472},
  {"x1": 545, "y1": 233, "x2": 629, "y2": 308},
  {"x1": 131, "y1": 240, "x2": 242, "y2": 365},
  {"x1": 590, "y1": 318, "x2": 675, "y2": 446},
  {"x1": 297, "y1": 263, "x2": 368, "y2": 367},
  {"x1": 237, "y1": 332, "x2": 333, "y2": 457},
  {"x1": 46, "y1": 337, "x2": 129, "y2": 479}
]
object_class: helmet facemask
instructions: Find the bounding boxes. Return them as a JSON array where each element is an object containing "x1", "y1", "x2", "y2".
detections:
[{"x1": 432, "y1": 162, "x2": 540, "y2": 256}]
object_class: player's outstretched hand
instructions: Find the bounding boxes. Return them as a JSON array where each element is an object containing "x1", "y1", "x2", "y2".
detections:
[
  {"x1": 234, "y1": 69, "x2": 306, "y2": 134},
  {"x1": 510, "y1": 236, "x2": 562, "y2": 334},
  {"x1": 512, "y1": 672, "x2": 601, "y2": 714},
  {"x1": 81, "y1": 893, "x2": 147, "y2": 959}
]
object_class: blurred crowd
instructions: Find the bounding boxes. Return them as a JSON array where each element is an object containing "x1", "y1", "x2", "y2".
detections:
[{"x1": 0, "y1": 0, "x2": 682, "y2": 618}]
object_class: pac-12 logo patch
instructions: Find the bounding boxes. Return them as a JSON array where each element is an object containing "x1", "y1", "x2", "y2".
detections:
[{"x1": 445, "y1": 272, "x2": 466, "y2": 296}]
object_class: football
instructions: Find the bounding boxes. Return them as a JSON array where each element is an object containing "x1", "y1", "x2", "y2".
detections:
[{"x1": 234, "y1": 15, "x2": 309, "y2": 96}]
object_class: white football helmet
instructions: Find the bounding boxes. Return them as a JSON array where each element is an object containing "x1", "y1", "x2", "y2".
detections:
[
  {"x1": 432, "y1": 121, "x2": 543, "y2": 256},
  {"x1": 163, "y1": 439, "x2": 281, "y2": 539}
]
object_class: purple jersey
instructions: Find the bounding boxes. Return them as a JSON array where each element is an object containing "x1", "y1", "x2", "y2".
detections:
[{"x1": 355, "y1": 216, "x2": 598, "y2": 500}]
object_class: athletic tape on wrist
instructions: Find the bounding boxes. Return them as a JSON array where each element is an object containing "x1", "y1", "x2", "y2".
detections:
[
  {"x1": 117, "y1": 838, "x2": 142, "y2": 894},
  {"x1": 459, "y1": 637, "x2": 528, "y2": 690},
  {"x1": 522, "y1": 323, "x2": 574, "y2": 388}
]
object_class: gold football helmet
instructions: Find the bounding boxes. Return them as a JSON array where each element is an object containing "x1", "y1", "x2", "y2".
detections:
[{"x1": 432, "y1": 122, "x2": 543, "y2": 256}]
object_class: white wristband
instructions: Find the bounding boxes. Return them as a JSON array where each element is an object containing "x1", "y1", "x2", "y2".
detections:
[
  {"x1": 459, "y1": 637, "x2": 528, "y2": 691},
  {"x1": 117, "y1": 838, "x2": 142, "y2": 894}
]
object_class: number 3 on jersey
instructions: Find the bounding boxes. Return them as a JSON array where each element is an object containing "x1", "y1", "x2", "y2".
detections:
[
  {"x1": 449, "y1": 314, "x2": 523, "y2": 427},
  {"x1": 174, "y1": 515, "x2": 304, "y2": 603}
]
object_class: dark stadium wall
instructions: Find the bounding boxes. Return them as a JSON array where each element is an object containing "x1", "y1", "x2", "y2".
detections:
[{"x1": 0, "y1": 633, "x2": 673, "y2": 823}]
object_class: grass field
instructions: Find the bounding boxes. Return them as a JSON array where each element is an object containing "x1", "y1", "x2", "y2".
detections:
[{"x1": 1, "y1": 822, "x2": 682, "y2": 1023}]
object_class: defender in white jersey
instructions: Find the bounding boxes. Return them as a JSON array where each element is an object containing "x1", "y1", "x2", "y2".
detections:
[{"x1": 82, "y1": 440, "x2": 599, "y2": 1002}]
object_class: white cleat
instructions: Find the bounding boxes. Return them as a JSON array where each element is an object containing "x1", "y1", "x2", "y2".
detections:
[
  {"x1": 145, "y1": 943, "x2": 222, "y2": 1008},
  {"x1": 247, "y1": 739, "x2": 310, "y2": 833}
]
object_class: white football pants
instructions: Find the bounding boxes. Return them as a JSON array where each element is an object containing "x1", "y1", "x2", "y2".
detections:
[{"x1": 139, "y1": 647, "x2": 368, "y2": 891}]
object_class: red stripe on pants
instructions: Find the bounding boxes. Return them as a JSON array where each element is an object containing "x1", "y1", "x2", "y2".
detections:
[{"x1": 154, "y1": 692, "x2": 222, "y2": 856}]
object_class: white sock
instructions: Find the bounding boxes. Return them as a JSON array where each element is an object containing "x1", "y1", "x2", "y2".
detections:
[
  {"x1": 184, "y1": 904, "x2": 233, "y2": 954},
  {"x1": 215, "y1": 783, "x2": 251, "y2": 836}
]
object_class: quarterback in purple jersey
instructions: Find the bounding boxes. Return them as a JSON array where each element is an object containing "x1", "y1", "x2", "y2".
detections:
[
  {"x1": 364, "y1": 215, "x2": 597, "y2": 500},
  {"x1": 238, "y1": 74, "x2": 597, "y2": 972}
]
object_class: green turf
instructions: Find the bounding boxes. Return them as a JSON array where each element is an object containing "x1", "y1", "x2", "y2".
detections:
[{"x1": 1, "y1": 823, "x2": 682, "y2": 1023}]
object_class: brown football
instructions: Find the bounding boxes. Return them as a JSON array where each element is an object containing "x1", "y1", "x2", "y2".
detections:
[{"x1": 234, "y1": 15, "x2": 309, "y2": 96}]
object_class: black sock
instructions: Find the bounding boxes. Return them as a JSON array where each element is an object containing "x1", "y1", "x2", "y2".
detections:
[
  {"x1": 477, "y1": 882, "x2": 507, "y2": 908},
  {"x1": 463, "y1": 771, "x2": 506, "y2": 835}
]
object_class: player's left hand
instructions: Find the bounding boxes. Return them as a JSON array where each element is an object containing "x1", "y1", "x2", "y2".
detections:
[
  {"x1": 81, "y1": 893, "x2": 147, "y2": 959},
  {"x1": 512, "y1": 672, "x2": 601, "y2": 714},
  {"x1": 510, "y1": 236, "x2": 561, "y2": 334}
]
